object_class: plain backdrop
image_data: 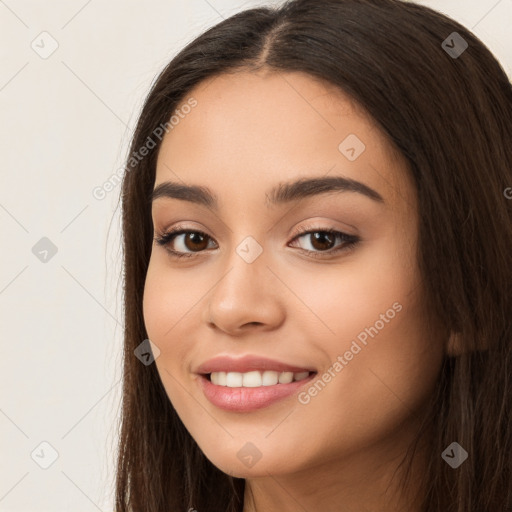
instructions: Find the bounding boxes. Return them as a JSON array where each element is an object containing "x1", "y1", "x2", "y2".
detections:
[{"x1": 0, "y1": 1, "x2": 510, "y2": 510}]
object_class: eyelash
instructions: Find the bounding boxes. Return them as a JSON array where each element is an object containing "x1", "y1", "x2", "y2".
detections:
[{"x1": 153, "y1": 224, "x2": 360, "y2": 260}]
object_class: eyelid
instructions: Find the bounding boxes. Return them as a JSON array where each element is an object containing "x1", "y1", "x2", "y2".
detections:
[{"x1": 290, "y1": 222, "x2": 356, "y2": 239}]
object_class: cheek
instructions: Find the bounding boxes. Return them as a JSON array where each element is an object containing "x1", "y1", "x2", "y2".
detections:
[
  {"x1": 142, "y1": 262, "x2": 197, "y2": 412},
  {"x1": 324, "y1": 301, "x2": 444, "y2": 456},
  {"x1": 142, "y1": 263, "x2": 168, "y2": 342},
  {"x1": 292, "y1": 232, "x2": 442, "y2": 416},
  {"x1": 143, "y1": 258, "x2": 201, "y2": 341},
  {"x1": 142, "y1": 261, "x2": 193, "y2": 367},
  {"x1": 288, "y1": 234, "x2": 415, "y2": 344},
  {"x1": 317, "y1": 291, "x2": 441, "y2": 440}
]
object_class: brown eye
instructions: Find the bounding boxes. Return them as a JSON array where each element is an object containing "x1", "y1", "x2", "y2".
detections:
[
  {"x1": 307, "y1": 232, "x2": 336, "y2": 251},
  {"x1": 290, "y1": 228, "x2": 359, "y2": 257},
  {"x1": 155, "y1": 226, "x2": 359, "y2": 260},
  {"x1": 154, "y1": 229, "x2": 216, "y2": 257},
  {"x1": 181, "y1": 232, "x2": 210, "y2": 251}
]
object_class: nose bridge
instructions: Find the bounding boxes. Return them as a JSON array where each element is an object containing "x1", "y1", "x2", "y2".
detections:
[
  {"x1": 205, "y1": 231, "x2": 285, "y2": 331},
  {"x1": 214, "y1": 232, "x2": 269, "y2": 303}
]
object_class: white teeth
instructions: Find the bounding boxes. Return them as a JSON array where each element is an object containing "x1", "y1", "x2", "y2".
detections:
[
  {"x1": 278, "y1": 371, "x2": 294, "y2": 384},
  {"x1": 217, "y1": 371, "x2": 227, "y2": 386},
  {"x1": 262, "y1": 371, "x2": 278, "y2": 386},
  {"x1": 226, "y1": 372, "x2": 243, "y2": 387},
  {"x1": 242, "y1": 371, "x2": 262, "y2": 387},
  {"x1": 209, "y1": 370, "x2": 312, "y2": 387}
]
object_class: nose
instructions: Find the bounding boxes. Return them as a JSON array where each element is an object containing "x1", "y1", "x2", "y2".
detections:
[{"x1": 203, "y1": 244, "x2": 286, "y2": 336}]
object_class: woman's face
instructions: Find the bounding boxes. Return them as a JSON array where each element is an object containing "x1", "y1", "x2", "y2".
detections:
[{"x1": 143, "y1": 70, "x2": 448, "y2": 479}]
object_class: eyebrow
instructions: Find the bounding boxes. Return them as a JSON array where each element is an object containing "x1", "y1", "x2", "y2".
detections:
[{"x1": 150, "y1": 175, "x2": 384, "y2": 209}]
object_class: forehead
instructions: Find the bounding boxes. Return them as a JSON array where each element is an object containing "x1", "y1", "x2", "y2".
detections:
[{"x1": 154, "y1": 70, "x2": 413, "y2": 211}]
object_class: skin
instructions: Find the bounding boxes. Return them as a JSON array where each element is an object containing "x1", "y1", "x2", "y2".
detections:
[{"x1": 143, "y1": 69, "x2": 454, "y2": 512}]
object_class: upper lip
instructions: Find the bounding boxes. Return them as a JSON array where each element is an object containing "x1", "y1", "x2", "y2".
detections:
[{"x1": 195, "y1": 355, "x2": 316, "y2": 374}]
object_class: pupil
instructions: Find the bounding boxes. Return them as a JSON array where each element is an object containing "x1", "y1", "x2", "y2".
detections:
[
  {"x1": 312, "y1": 232, "x2": 334, "y2": 250},
  {"x1": 187, "y1": 233, "x2": 207, "y2": 251}
]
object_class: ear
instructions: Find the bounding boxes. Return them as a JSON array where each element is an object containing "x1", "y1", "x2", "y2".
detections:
[{"x1": 446, "y1": 331, "x2": 465, "y2": 357}]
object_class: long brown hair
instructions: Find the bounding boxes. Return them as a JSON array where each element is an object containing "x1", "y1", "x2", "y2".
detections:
[{"x1": 115, "y1": 1, "x2": 512, "y2": 510}]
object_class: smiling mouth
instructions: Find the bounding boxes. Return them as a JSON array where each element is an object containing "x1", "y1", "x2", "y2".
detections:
[{"x1": 203, "y1": 370, "x2": 316, "y2": 387}]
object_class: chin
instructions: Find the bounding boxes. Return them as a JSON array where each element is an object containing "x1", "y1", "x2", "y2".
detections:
[{"x1": 198, "y1": 440, "x2": 302, "y2": 479}]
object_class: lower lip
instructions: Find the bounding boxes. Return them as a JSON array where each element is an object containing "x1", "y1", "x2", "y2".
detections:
[{"x1": 197, "y1": 373, "x2": 317, "y2": 412}]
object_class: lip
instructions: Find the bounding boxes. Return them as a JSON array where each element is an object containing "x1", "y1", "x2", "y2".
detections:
[
  {"x1": 195, "y1": 355, "x2": 316, "y2": 375},
  {"x1": 197, "y1": 372, "x2": 317, "y2": 412}
]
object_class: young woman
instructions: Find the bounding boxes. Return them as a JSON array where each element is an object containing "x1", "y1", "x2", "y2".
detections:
[{"x1": 115, "y1": 0, "x2": 512, "y2": 510}]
